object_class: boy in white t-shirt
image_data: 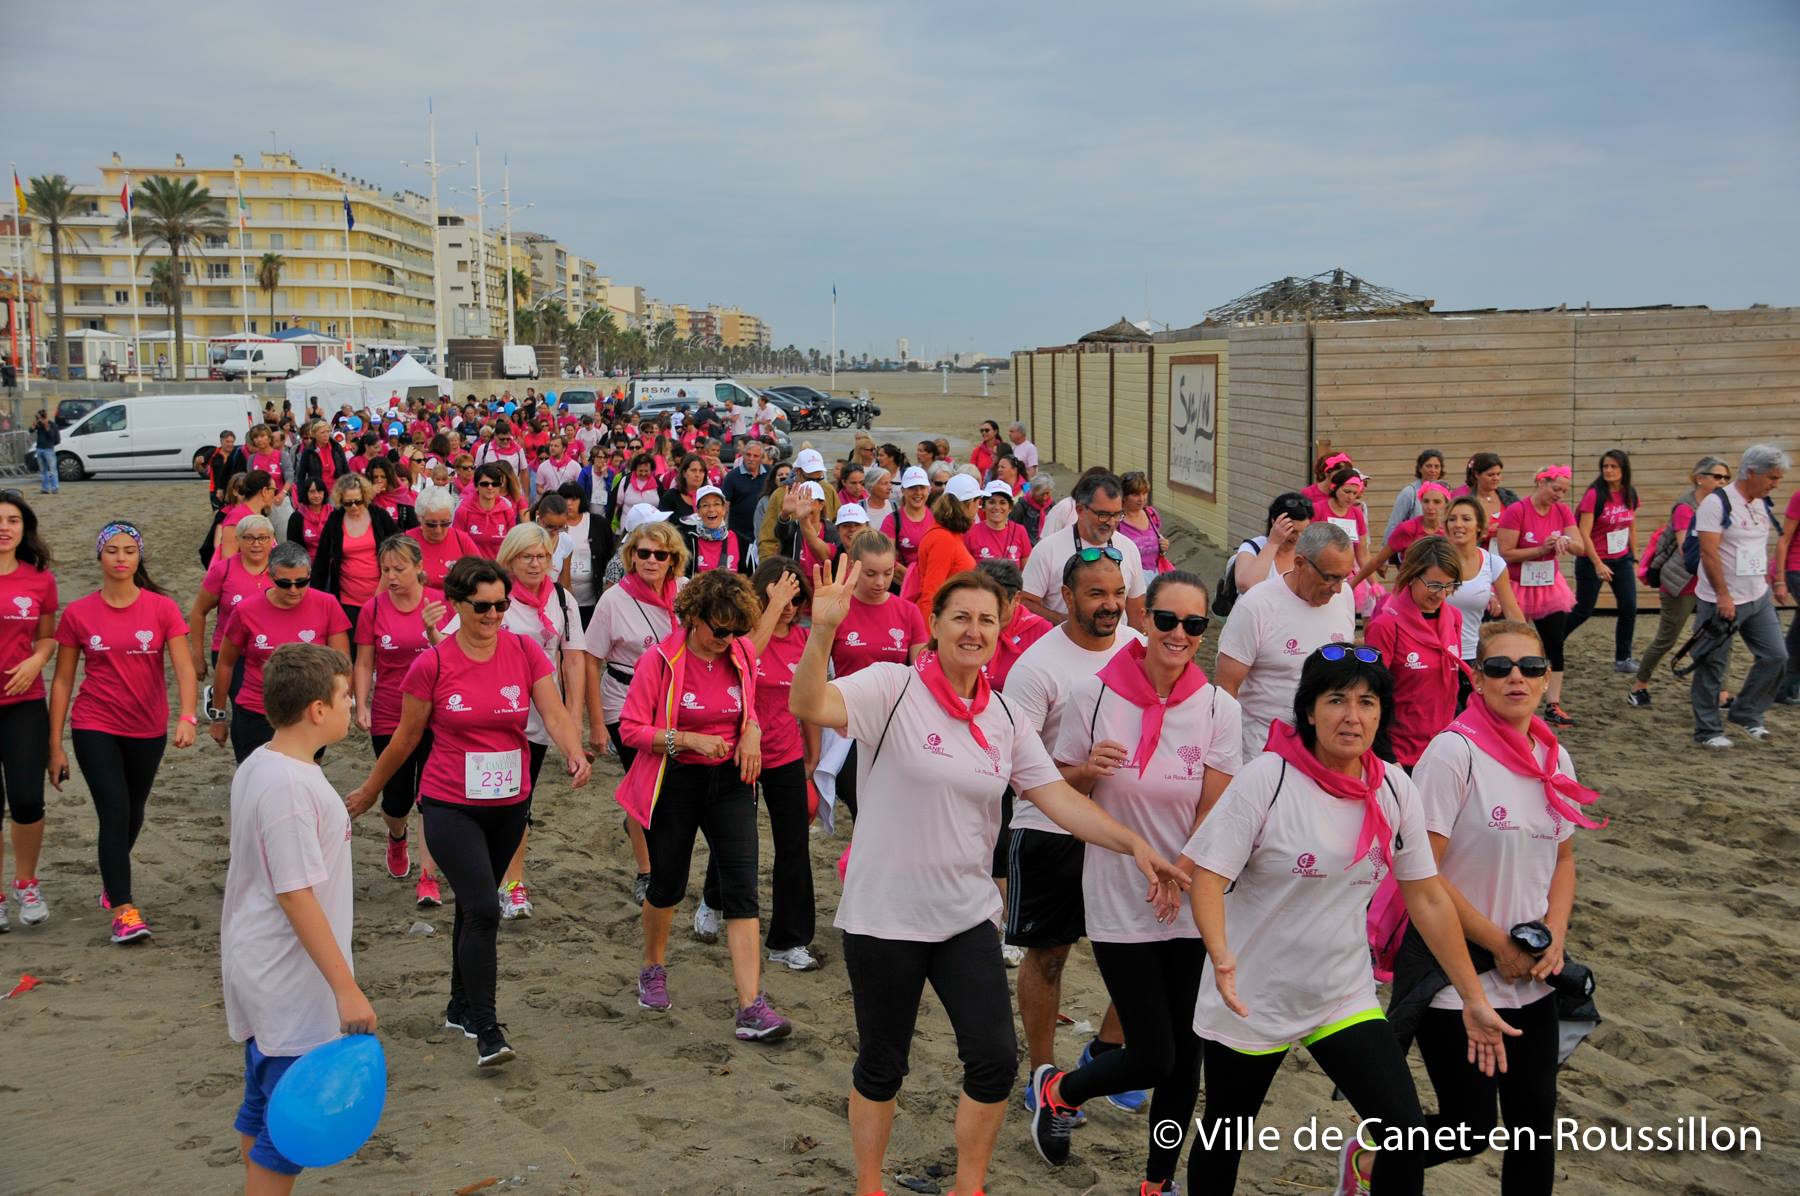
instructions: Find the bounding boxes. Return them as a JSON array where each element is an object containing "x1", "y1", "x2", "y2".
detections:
[{"x1": 221, "y1": 643, "x2": 372, "y2": 1193}]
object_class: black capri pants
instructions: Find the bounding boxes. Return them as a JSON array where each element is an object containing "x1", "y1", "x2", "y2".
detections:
[
  {"x1": 645, "y1": 759, "x2": 758, "y2": 918},
  {"x1": 71, "y1": 729, "x2": 167, "y2": 909},
  {"x1": 370, "y1": 730, "x2": 435, "y2": 821},
  {"x1": 0, "y1": 701, "x2": 49, "y2": 826},
  {"x1": 842, "y1": 921, "x2": 1017, "y2": 1105},
  {"x1": 1418, "y1": 993, "x2": 1561, "y2": 1195},
  {"x1": 1532, "y1": 610, "x2": 1569, "y2": 673},
  {"x1": 421, "y1": 795, "x2": 530, "y2": 1032}
]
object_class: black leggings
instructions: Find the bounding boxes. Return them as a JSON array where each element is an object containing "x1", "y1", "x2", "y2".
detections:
[
  {"x1": 1568, "y1": 555, "x2": 1638, "y2": 661},
  {"x1": 421, "y1": 797, "x2": 530, "y2": 1032},
  {"x1": 646, "y1": 760, "x2": 758, "y2": 918},
  {"x1": 1189, "y1": 1019, "x2": 1427, "y2": 1196},
  {"x1": 1061, "y1": 939, "x2": 1206, "y2": 1185},
  {"x1": 371, "y1": 730, "x2": 435, "y2": 821},
  {"x1": 0, "y1": 700, "x2": 49, "y2": 825},
  {"x1": 703, "y1": 757, "x2": 814, "y2": 949},
  {"x1": 71, "y1": 730, "x2": 167, "y2": 908},
  {"x1": 230, "y1": 705, "x2": 275, "y2": 764},
  {"x1": 605, "y1": 720, "x2": 636, "y2": 770},
  {"x1": 836, "y1": 741, "x2": 859, "y2": 821},
  {"x1": 1532, "y1": 610, "x2": 1569, "y2": 673},
  {"x1": 1418, "y1": 994, "x2": 1561, "y2": 1194},
  {"x1": 842, "y1": 922, "x2": 1016, "y2": 1104}
]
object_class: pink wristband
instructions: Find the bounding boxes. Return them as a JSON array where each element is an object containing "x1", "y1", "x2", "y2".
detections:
[{"x1": 179, "y1": 714, "x2": 198, "y2": 725}]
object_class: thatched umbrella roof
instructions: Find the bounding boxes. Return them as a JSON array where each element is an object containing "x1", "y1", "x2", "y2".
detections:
[{"x1": 1078, "y1": 317, "x2": 1151, "y2": 344}]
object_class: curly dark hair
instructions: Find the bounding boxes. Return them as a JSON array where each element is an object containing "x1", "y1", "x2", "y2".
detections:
[{"x1": 674, "y1": 568, "x2": 758, "y2": 637}]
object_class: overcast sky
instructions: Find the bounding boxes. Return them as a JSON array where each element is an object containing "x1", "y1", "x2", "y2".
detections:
[{"x1": 14, "y1": 1, "x2": 1799, "y2": 357}]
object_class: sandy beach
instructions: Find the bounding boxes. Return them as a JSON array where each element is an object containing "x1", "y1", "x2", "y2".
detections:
[{"x1": 5, "y1": 374, "x2": 1795, "y2": 1194}]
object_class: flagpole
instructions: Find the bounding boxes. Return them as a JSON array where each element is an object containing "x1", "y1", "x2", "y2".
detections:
[
  {"x1": 342, "y1": 192, "x2": 356, "y2": 369},
  {"x1": 503, "y1": 156, "x2": 515, "y2": 346},
  {"x1": 472, "y1": 131, "x2": 487, "y2": 339},
  {"x1": 124, "y1": 172, "x2": 143, "y2": 393},
  {"x1": 236, "y1": 167, "x2": 251, "y2": 342},
  {"x1": 829, "y1": 283, "x2": 836, "y2": 390},
  {"x1": 9, "y1": 163, "x2": 26, "y2": 394},
  {"x1": 427, "y1": 99, "x2": 446, "y2": 372}
]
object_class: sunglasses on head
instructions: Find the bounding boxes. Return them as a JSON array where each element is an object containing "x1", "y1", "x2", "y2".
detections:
[
  {"x1": 272, "y1": 576, "x2": 311, "y2": 590},
  {"x1": 1074, "y1": 545, "x2": 1124, "y2": 564},
  {"x1": 1318, "y1": 644, "x2": 1381, "y2": 664},
  {"x1": 635, "y1": 547, "x2": 672, "y2": 562},
  {"x1": 465, "y1": 598, "x2": 511, "y2": 615},
  {"x1": 1149, "y1": 609, "x2": 1209, "y2": 637},
  {"x1": 1479, "y1": 655, "x2": 1550, "y2": 679}
]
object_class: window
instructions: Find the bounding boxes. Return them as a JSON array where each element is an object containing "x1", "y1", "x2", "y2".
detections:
[
  {"x1": 268, "y1": 234, "x2": 284, "y2": 249},
  {"x1": 208, "y1": 263, "x2": 232, "y2": 279},
  {"x1": 268, "y1": 203, "x2": 285, "y2": 219},
  {"x1": 275, "y1": 320, "x2": 290, "y2": 332},
  {"x1": 303, "y1": 263, "x2": 317, "y2": 278},
  {"x1": 109, "y1": 260, "x2": 127, "y2": 277},
  {"x1": 303, "y1": 204, "x2": 316, "y2": 220},
  {"x1": 74, "y1": 405, "x2": 126, "y2": 436},
  {"x1": 114, "y1": 290, "x2": 129, "y2": 304},
  {"x1": 303, "y1": 234, "x2": 317, "y2": 250}
]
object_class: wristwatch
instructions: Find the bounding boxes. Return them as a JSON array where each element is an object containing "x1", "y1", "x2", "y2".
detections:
[{"x1": 205, "y1": 702, "x2": 229, "y2": 721}]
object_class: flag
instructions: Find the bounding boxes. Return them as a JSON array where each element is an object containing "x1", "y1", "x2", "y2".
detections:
[
  {"x1": 237, "y1": 190, "x2": 248, "y2": 229},
  {"x1": 11, "y1": 171, "x2": 24, "y2": 215},
  {"x1": 119, "y1": 176, "x2": 132, "y2": 215},
  {"x1": 832, "y1": 282, "x2": 837, "y2": 301},
  {"x1": 342, "y1": 193, "x2": 355, "y2": 232}
]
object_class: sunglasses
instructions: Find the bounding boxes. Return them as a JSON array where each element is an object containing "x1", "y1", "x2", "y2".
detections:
[
  {"x1": 271, "y1": 577, "x2": 311, "y2": 590},
  {"x1": 465, "y1": 598, "x2": 512, "y2": 615},
  {"x1": 1074, "y1": 545, "x2": 1125, "y2": 564},
  {"x1": 339, "y1": 499, "x2": 365, "y2": 509},
  {"x1": 706, "y1": 622, "x2": 749, "y2": 639},
  {"x1": 1704, "y1": 473, "x2": 1730, "y2": 482},
  {"x1": 476, "y1": 480, "x2": 500, "y2": 489},
  {"x1": 457, "y1": 465, "x2": 475, "y2": 472},
  {"x1": 1478, "y1": 655, "x2": 1551, "y2": 679},
  {"x1": 635, "y1": 547, "x2": 672, "y2": 562},
  {"x1": 421, "y1": 519, "x2": 452, "y2": 530},
  {"x1": 1149, "y1": 609, "x2": 1209, "y2": 637},
  {"x1": 1318, "y1": 644, "x2": 1381, "y2": 664}
]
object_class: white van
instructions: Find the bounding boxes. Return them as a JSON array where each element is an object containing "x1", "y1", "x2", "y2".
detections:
[
  {"x1": 628, "y1": 375, "x2": 763, "y2": 412},
  {"x1": 57, "y1": 393, "x2": 262, "y2": 481},
  {"x1": 217, "y1": 343, "x2": 301, "y2": 380},
  {"x1": 502, "y1": 345, "x2": 539, "y2": 379}
]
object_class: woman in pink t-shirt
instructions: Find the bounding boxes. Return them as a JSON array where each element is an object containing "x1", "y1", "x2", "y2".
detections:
[
  {"x1": 366, "y1": 457, "x2": 418, "y2": 533},
  {"x1": 890, "y1": 467, "x2": 937, "y2": 570},
  {"x1": 1363, "y1": 538, "x2": 1467, "y2": 767},
  {"x1": 216, "y1": 469, "x2": 278, "y2": 560},
  {"x1": 1313, "y1": 466, "x2": 1371, "y2": 573},
  {"x1": 313, "y1": 474, "x2": 396, "y2": 631},
  {"x1": 0, "y1": 493, "x2": 59, "y2": 928},
  {"x1": 1494, "y1": 468, "x2": 1581, "y2": 726},
  {"x1": 963, "y1": 481, "x2": 1033, "y2": 568},
  {"x1": 47, "y1": 522, "x2": 198, "y2": 946},
  {"x1": 453, "y1": 463, "x2": 518, "y2": 559},
  {"x1": 406, "y1": 489, "x2": 481, "y2": 588},
  {"x1": 826, "y1": 532, "x2": 927, "y2": 821},
  {"x1": 617, "y1": 570, "x2": 790, "y2": 1042},
  {"x1": 790, "y1": 562, "x2": 1187, "y2": 1196},
  {"x1": 345, "y1": 556, "x2": 591, "y2": 1069},
  {"x1": 353, "y1": 535, "x2": 451, "y2": 908},
  {"x1": 1350, "y1": 481, "x2": 1451, "y2": 592},
  {"x1": 1565, "y1": 449, "x2": 1641, "y2": 671}
]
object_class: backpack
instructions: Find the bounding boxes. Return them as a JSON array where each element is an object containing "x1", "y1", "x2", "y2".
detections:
[
  {"x1": 1212, "y1": 537, "x2": 1264, "y2": 618},
  {"x1": 1639, "y1": 498, "x2": 1693, "y2": 590},
  {"x1": 1680, "y1": 488, "x2": 1780, "y2": 579}
]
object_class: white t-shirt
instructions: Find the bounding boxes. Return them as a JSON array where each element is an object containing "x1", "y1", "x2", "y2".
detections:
[
  {"x1": 832, "y1": 663, "x2": 1063, "y2": 942},
  {"x1": 1011, "y1": 439, "x2": 1040, "y2": 471},
  {"x1": 1040, "y1": 496, "x2": 1078, "y2": 540},
  {"x1": 221, "y1": 747, "x2": 354, "y2": 1056},
  {"x1": 1414, "y1": 730, "x2": 1574, "y2": 1011},
  {"x1": 1055, "y1": 675, "x2": 1242, "y2": 942},
  {"x1": 584, "y1": 582, "x2": 681, "y2": 724},
  {"x1": 1003, "y1": 624, "x2": 1142, "y2": 835},
  {"x1": 1182, "y1": 753, "x2": 1436, "y2": 1052},
  {"x1": 1216, "y1": 573, "x2": 1356, "y2": 759},
  {"x1": 558, "y1": 519, "x2": 598, "y2": 607},
  {"x1": 1447, "y1": 549, "x2": 1508, "y2": 659},
  {"x1": 1694, "y1": 483, "x2": 1774, "y2": 605},
  {"x1": 504, "y1": 586, "x2": 584, "y2": 745},
  {"x1": 753, "y1": 402, "x2": 779, "y2": 431},
  {"x1": 1020, "y1": 527, "x2": 1149, "y2": 616}
]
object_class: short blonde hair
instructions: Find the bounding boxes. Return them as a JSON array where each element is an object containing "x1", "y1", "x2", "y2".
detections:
[
  {"x1": 496, "y1": 522, "x2": 555, "y2": 572},
  {"x1": 621, "y1": 519, "x2": 689, "y2": 579},
  {"x1": 332, "y1": 473, "x2": 372, "y2": 505}
]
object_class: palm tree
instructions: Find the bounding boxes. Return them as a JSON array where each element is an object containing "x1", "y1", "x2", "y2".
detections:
[
  {"x1": 509, "y1": 267, "x2": 531, "y2": 310},
  {"x1": 578, "y1": 306, "x2": 615, "y2": 373},
  {"x1": 115, "y1": 175, "x2": 226, "y2": 380},
  {"x1": 537, "y1": 299, "x2": 567, "y2": 351},
  {"x1": 650, "y1": 318, "x2": 678, "y2": 370},
  {"x1": 514, "y1": 304, "x2": 538, "y2": 343},
  {"x1": 23, "y1": 175, "x2": 88, "y2": 381},
  {"x1": 145, "y1": 260, "x2": 176, "y2": 320},
  {"x1": 256, "y1": 251, "x2": 286, "y2": 328}
]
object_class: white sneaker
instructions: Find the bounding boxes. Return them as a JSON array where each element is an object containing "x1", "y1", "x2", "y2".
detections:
[
  {"x1": 13, "y1": 879, "x2": 48, "y2": 926},
  {"x1": 499, "y1": 880, "x2": 532, "y2": 919},
  {"x1": 1744, "y1": 725, "x2": 1772, "y2": 741},
  {"x1": 767, "y1": 944, "x2": 822, "y2": 971},
  {"x1": 692, "y1": 900, "x2": 722, "y2": 943},
  {"x1": 1002, "y1": 943, "x2": 1025, "y2": 969},
  {"x1": 0, "y1": 899, "x2": 9, "y2": 933},
  {"x1": 1700, "y1": 735, "x2": 1733, "y2": 749}
]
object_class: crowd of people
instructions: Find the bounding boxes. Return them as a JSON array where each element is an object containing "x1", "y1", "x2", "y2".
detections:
[{"x1": 0, "y1": 390, "x2": 1793, "y2": 1194}]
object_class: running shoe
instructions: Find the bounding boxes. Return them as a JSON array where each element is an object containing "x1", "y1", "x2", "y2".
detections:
[
  {"x1": 0, "y1": 900, "x2": 9, "y2": 933},
  {"x1": 1078, "y1": 1040, "x2": 1147, "y2": 1113},
  {"x1": 637, "y1": 964, "x2": 671, "y2": 1011},
  {"x1": 1027, "y1": 1064, "x2": 1074, "y2": 1165},
  {"x1": 384, "y1": 833, "x2": 411, "y2": 880},
  {"x1": 1743, "y1": 725, "x2": 1772, "y2": 741},
  {"x1": 110, "y1": 904, "x2": 152, "y2": 944},
  {"x1": 500, "y1": 880, "x2": 532, "y2": 919},
  {"x1": 1140, "y1": 1183, "x2": 1182, "y2": 1195},
  {"x1": 13, "y1": 879, "x2": 47, "y2": 926},
  {"x1": 99, "y1": 891, "x2": 112, "y2": 911},
  {"x1": 767, "y1": 944, "x2": 822, "y2": 971},
  {"x1": 1626, "y1": 689, "x2": 1651, "y2": 708},
  {"x1": 415, "y1": 874, "x2": 442, "y2": 908},
  {"x1": 692, "y1": 899, "x2": 722, "y2": 943},
  {"x1": 1700, "y1": 735, "x2": 1734, "y2": 749},
  {"x1": 1002, "y1": 943, "x2": 1025, "y2": 969},
  {"x1": 1543, "y1": 703, "x2": 1575, "y2": 727},
  {"x1": 733, "y1": 994, "x2": 792, "y2": 1042},
  {"x1": 475, "y1": 1023, "x2": 516, "y2": 1067},
  {"x1": 443, "y1": 997, "x2": 477, "y2": 1039},
  {"x1": 632, "y1": 872, "x2": 651, "y2": 905},
  {"x1": 1023, "y1": 1069, "x2": 1087, "y2": 1125},
  {"x1": 1613, "y1": 658, "x2": 1640, "y2": 674},
  {"x1": 1336, "y1": 1141, "x2": 1372, "y2": 1195}
]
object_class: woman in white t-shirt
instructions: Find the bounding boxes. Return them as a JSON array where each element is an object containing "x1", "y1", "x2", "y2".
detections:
[
  {"x1": 1230, "y1": 492, "x2": 1314, "y2": 594},
  {"x1": 1031, "y1": 571, "x2": 1242, "y2": 1186},
  {"x1": 1398, "y1": 621, "x2": 1603, "y2": 1194},
  {"x1": 1179, "y1": 645, "x2": 1520, "y2": 1195},
  {"x1": 790, "y1": 560, "x2": 1188, "y2": 1196}
]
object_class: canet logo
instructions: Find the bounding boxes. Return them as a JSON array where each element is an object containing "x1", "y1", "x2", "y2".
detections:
[{"x1": 1292, "y1": 851, "x2": 1325, "y2": 878}]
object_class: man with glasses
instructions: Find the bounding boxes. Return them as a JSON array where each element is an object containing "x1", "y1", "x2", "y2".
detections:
[
  {"x1": 1020, "y1": 472, "x2": 1148, "y2": 632},
  {"x1": 1215, "y1": 521, "x2": 1357, "y2": 759}
]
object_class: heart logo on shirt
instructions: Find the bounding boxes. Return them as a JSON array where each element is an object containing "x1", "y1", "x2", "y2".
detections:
[
  {"x1": 134, "y1": 629, "x2": 154, "y2": 649},
  {"x1": 889, "y1": 627, "x2": 906, "y2": 647},
  {"x1": 500, "y1": 684, "x2": 522, "y2": 706},
  {"x1": 298, "y1": 629, "x2": 316, "y2": 643},
  {"x1": 11, "y1": 596, "x2": 29, "y2": 616}
]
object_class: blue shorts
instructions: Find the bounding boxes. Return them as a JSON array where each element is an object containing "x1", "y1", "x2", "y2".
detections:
[{"x1": 233, "y1": 1037, "x2": 304, "y2": 1176}]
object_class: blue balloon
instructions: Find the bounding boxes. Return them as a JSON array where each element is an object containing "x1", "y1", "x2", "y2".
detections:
[
  {"x1": 267, "y1": 1034, "x2": 388, "y2": 1168},
  {"x1": 345, "y1": 416, "x2": 363, "y2": 432}
]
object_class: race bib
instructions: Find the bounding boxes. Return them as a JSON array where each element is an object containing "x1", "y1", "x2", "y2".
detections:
[
  {"x1": 1330, "y1": 517, "x2": 1360, "y2": 541},
  {"x1": 1605, "y1": 528, "x2": 1629, "y2": 556},
  {"x1": 571, "y1": 555, "x2": 595, "y2": 579},
  {"x1": 1520, "y1": 560, "x2": 1556, "y2": 587},
  {"x1": 1737, "y1": 541, "x2": 1768, "y2": 578},
  {"x1": 464, "y1": 750, "x2": 522, "y2": 801}
]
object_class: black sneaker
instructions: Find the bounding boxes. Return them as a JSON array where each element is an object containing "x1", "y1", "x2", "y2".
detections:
[
  {"x1": 1027, "y1": 1064, "x2": 1073, "y2": 1166},
  {"x1": 1544, "y1": 703, "x2": 1575, "y2": 727},
  {"x1": 444, "y1": 998, "x2": 477, "y2": 1040},
  {"x1": 1626, "y1": 689, "x2": 1651, "y2": 708},
  {"x1": 476, "y1": 1023, "x2": 516, "y2": 1067}
]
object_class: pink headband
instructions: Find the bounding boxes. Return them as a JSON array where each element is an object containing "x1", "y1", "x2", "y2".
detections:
[
  {"x1": 1418, "y1": 481, "x2": 1452, "y2": 501},
  {"x1": 1535, "y1": 466, "x2": 1572, "y2": 482},
  {"x1": 1323, "y1": 452, "x2": 1353, "y2": 470}
]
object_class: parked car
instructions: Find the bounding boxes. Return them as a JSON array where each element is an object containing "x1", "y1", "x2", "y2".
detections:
[
  {"x1": 556, "y1": 388, "x2": 602, "y2": 417},
  {"x1": 767, "y1": 384, "x2": 879, "y2": 428},
  {"x1": 53, "y1": 396, "x2": 109, "y2": 428},
  {"x1": 57, "y1": 393, "x2": 261, "y2": 482}
]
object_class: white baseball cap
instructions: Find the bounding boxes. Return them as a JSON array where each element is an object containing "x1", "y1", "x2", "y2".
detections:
[
  {"x1": 798, "y1": 480, "x2": 826, "y2": 502},
  {"x1": 900, "y1": 466, "x2": 930, "y2": 490},
  {"x1": 694, "y1": 485, "x2": 725, "y2": 504},
  {"x1": 794, "y1": 448, "x2": 826, "y2": 474},
  {"x1": 835, "y1": 502, "x2": 870, "y2": 526},
  {"x1": 982, "y1": 479, "x2": 1016, "y2": 501},
  {"x1": 944, "y1": 474, "x2": 984, "y2": 503},
  {"x1": 622, "y1": 502, "x2": 671, "y2": 534}
]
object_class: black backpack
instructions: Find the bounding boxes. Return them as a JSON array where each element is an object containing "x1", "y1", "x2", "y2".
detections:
[
  {"x1": 1680, "y1": 488, "x2": 1779, "y2": 578},
  {"x1": 1212, "y1": 537, "x2": 1264, "y2": 618}
]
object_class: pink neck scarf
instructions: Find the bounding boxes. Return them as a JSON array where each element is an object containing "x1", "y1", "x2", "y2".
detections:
[
  {"x1": 1385, "y1": 585, "x2": 1469, "y2": 688},
  {"x1": 1448, "y1": 694, "x2": 1606, "y2": 830},
  {"x1": 1266, "y1": 720, "x2": 1392, "y2": 872},
  {"x1": 619, "y1": 570, "x2": 676, "y2": 611},
  {"x1": 1096, "y1": 639, "x2": 1208, "y2": 777},
  {"x1": 916, "y1": 650, "x2": 991, "y2": 752}
]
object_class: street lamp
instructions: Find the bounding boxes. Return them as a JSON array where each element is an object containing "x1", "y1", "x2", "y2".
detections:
[{"x1": 400, "y1": 98, "x2": 464, "y2": 371}]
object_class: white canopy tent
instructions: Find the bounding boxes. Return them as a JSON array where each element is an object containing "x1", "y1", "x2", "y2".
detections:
[
  {"x1": 286, "y1": 356, "x2": 367, "y2": 410},
  {"x1": 362, "y1": 355, "x2": 449, "y2": 406}
]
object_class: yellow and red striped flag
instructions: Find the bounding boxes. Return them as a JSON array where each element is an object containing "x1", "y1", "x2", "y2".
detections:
[{"x1": 11, "y1": 170, "x2": 25, "y2": 215}]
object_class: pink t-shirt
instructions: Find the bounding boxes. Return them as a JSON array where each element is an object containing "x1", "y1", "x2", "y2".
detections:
[
  {"x1": 201, "y1": 554, "x2": 274, "y2": 652},
  {"x1": 295, "y1": 505, "x2": 331, "y2": 559},
  {"x1": 1182, "y1": 753, "x2": 1436, "y2": 1051},
  {"x1": 985, "y1": 604, "x2": 1053, "y2": 689},
  {"x1": 893, "y1": 509, "x2": 936, "y2": 568},
  {"x1": 221, "y1": 502, "x2": 254, "y2": 531},
  {"x1": 692, "y1": 531, "x2": 741, "y2": 574},
  {"x1": 1495, "y1": 500, "x2": 1576, "y2": 616},
  {"x1": 55, "y1": 589, "x2": 189, "y2": 737},
  {"x1": 1787, "y1": 491, "x2": 1800, "y2": 574},
  {"x1": 404, "y1": 631, "x2": 554, "y2": 807},
  {"x1": 0, "y1": 565, "x2": 57, "y2": 706},
  {"x1": 583, "y1": 581, "x2": 681, "y2": 724},
  {"x1": 1055, "y1": 675, "x2": 1242, "y2": 942},
  {"x1": 831, "y1": 662, "x2": 1063, "y2": 941},
  {"x1": 223, "y1": 590, "x2": 352, "y2": 715},
  {"x1": 1576, "y1": 487, "x2": 1637, "y2": 560},
  {"x1": 754, "y1": 625, "x2": 808, "y2": 768},
  {"x1": 1385, "y1": 517, "x2": 1445, "y2": 561},
  {"x1": 453, "y1": 497, "x2": 517, "y2": 560},
  {"x1": 336, "y1": 524, "x2": 379, "y2": 607},
  {"x1": 964, "y1": 520, "x2": 1031, "y2": 565},
  {"x1": 250, "y1": 450, "x2": 285, "y2": 492},
  {"x1": 1414, "y1": 730, "x2": 1575, "y2": 1012},
  {"x1": 1312, "y1": 498, "x2": 1367, "y2": 543},
  {"x1": 831, "y1": 595, "x2": 927, "y2": 677},
  {"x1": 671, "y1": 650, "x2": 748, "y2": 763},
  {"x1": 405, "y1": 526, "x2": 481, "y2": 589},
  {"x1": 1364, "y1": 607, "x2": 1464, "y2": 767},
  {"x1": 354, "y1": 588, "x2": 448, "y2": 735}
]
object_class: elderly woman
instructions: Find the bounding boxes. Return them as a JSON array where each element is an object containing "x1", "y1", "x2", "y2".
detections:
[
  {"x1": 407, "y1": 488, "x2": 481, "y2": 589},
  {"x1": 312, "y1": 473, "x2": 399, "y2": 630},
  {"x1": 295, "y1": 419, "x2": 350, "y2": 500},
  {"x1": 1011, "y1": 472, "x2": 1054, "y2": 544},
  {"x1": 188, "y1": 513, "x2": 275, "y2": 695},
  {"x1": 859, "y1": 464, "x2": 895, "y2": 533}
]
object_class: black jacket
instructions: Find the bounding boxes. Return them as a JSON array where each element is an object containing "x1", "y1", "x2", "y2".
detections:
[
  {"x1": 295, "y1": 443, "x2": 352, "y2": 500},
  {"x1": 310, "y1": 506, "x2": 400, "y2": 597}
]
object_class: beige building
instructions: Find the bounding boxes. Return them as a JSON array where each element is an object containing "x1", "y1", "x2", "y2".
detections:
[
  {"x1": 434, "y1": 210, "x2": 505, "y2": 338},
  {"x1": 715, "y1": 305, "x2": 770, "y2": 349},
  {"x1": 605, "y1": 283, "x2": 645, "y2": 328}
]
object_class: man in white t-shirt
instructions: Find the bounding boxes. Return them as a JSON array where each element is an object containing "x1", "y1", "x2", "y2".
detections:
[
  {"x1": 1215, "y1": 521, "x2": 1357, "y2": 759},
  {"x1": 753, "y1": 393, "x2": 780, "y2": 436},
  {"x1": 1692, "y1": 443, "x2": 1790, "y2": 747},
  {"x1": 1020, "y1": 471, "x2": 1148, "y2": 632},
  {"x1": 1002, "y1": 551, "x2": 1142, "y2": 1100},
  {"x1": 1008, "y1": 421, "x2": 1040, "y2": 478}
]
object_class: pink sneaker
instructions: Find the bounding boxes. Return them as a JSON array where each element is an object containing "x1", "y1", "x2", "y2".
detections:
[
  {"x1": 500, "y1": 880, "x2": 532, "y2": 919},
  {"x1": 384, "y1": 833, "x2": 412, "y2": 880},
  {"x1": 1337, "y1": 1141, "x2": 1372, "y2": 1195},
  {"x1": 415, "y1": 874, "x2": 442, "y2": 907},
  {"x1": 110, "y1": 904, "x2": 153, "y2": 944}
]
